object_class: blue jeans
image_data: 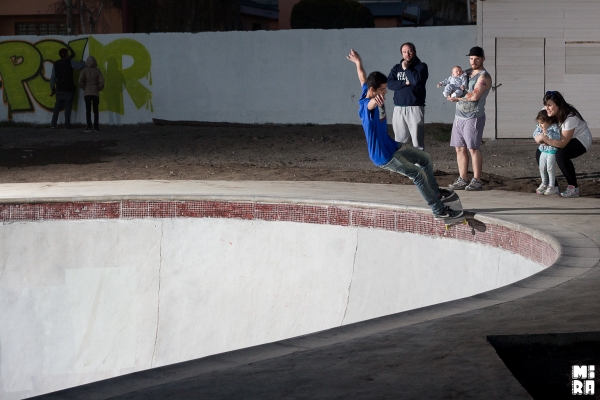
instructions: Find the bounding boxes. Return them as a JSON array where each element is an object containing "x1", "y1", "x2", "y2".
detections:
[
  {"x1": 51, "y1": 91, "x2": 75, "y2": 127},
  {"x1": 379, "y1": 145, "x2": 444, "y2": 215}
]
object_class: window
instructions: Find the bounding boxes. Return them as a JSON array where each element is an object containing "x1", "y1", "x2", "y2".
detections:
[{"x1": 15, "y1": 22, "x2": 68, "y2": 36}]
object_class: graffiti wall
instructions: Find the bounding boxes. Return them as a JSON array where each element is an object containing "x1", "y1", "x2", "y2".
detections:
[
  {"x1": 0, "y1": 27, "x2": 476, "y2": 125},
  {"x1": 0, "y1": 35, "x2": 153, "y2": 124}
]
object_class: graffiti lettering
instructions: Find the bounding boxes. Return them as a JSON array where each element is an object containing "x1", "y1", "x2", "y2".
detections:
[
  {"x1": 0, "y1": 37, "x2": 152, "y2": 119},
  {"x1": 89, "y1": 37, "x2": 153, "y2": 114}
]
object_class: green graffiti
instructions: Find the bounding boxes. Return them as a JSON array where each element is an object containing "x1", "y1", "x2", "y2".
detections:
[
  {"x1": 0, "y1": 41, "x2": 41, "y2": 115},
  {"x1": 89, "y1": 37, "x2": 152, "y2": 114},
  {"x1": 26, "y1": 38, "x2": 88, "y2": 111},
  {"x1": 0, "y1": 37, "x2": 152, "y2": 119}
]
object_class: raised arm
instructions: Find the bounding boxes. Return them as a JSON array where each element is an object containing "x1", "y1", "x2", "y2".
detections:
[{"x1": 346, "y1": 49, "x2": 367, "y2": 85}]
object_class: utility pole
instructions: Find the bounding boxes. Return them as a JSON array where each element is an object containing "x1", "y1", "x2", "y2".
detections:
[
  {"x1": 466, "y1": 0, "x2": 472, "y2": 24},
  {"x1": 66, "y1": 0, "x2": 74, "y2": 34},
  {"x1": 122, "y1": 0, "x2": 129, "y2": 33}
]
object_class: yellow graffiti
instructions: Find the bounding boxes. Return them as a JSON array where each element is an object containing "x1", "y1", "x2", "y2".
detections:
[
  {"x1": 89, "y1": 37, "x2": 153, "y2": 114},
  {"x1": 0, "y1": 41, "x2": 41, "y2": 115},
  {"x1": 27, "y1": 38, "x2": 88, "y2": 111},
  {"x1": 0, "y1": 37, "x2": 152, "y2": 119}
]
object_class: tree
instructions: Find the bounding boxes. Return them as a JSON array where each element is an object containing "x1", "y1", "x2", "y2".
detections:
[
  {"x1": 291, "y1": 0, "x2": 374, "y2": 30},
  {"x1": 50, "y1": 0, "x2": 113, "y2": 34}
]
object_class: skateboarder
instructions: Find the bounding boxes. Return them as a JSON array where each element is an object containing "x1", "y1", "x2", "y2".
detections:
[{"x1": 346, "y1": 49, "x2": 462, "y2": 220}]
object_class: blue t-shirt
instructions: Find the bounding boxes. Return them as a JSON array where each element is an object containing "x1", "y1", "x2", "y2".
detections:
[{"x1": 358, "y1": 83, "x2": 400, "y2": 166}]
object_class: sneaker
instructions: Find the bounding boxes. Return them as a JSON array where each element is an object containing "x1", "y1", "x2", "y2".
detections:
[
  {"x1": 465, "y1": 178, "x2": 483, "y2": 191},
  {"x1": 435, "y1": 205, "x2": 464, "y2": 220},
  {"x1": 544, "y1": 186, "x2": 559, "y2": 196},
  {"x1": 448, "y1": 177, "x2": 469, "y2": 190},
  {"x1": 536, "y1": 183, "x2": 548, "y2": 195},
  {"x1": 438, "y1": 188, "x2": 455, "y2": 201},
  {"x1": 560, "y1": 185, "x2": 580, "y2": 198},
  {"x1": 84, "y1": 127, "x2": 92, "y2": 132}
]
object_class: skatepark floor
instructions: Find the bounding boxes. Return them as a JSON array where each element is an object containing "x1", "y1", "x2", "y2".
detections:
[{"x1": 1, "y1": 180, "x2": 598, "y2": 399}]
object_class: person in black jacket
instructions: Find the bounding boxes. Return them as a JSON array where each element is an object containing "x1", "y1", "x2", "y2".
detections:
[
  {"x1": 387, "y1": 42, "x2": 428, "y2": 150},
  {"x1": 50, "y1": 48, "x2": 85, "y2": 129}
]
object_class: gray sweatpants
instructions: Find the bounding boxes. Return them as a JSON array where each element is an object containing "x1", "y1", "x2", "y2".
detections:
[
  {"x1": 539, "y1": 151, "x2": 558, "y2": 186},
  {"x1": 392, "y1": 106, "x2": 424, "y2": 149}
]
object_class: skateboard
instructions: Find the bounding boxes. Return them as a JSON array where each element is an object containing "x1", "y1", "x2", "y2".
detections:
[{"x1": 439, "y1": 189, "x2": 475, "y2": 230}]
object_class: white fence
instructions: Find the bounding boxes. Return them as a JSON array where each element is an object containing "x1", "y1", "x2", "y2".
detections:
[{"x1": 0, "y1": 26, "x2": 476, "y2": 126}]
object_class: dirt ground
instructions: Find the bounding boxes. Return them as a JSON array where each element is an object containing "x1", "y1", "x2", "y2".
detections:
[{"x1": 1, "y1": 121, "x2": 600, "y2": 197}]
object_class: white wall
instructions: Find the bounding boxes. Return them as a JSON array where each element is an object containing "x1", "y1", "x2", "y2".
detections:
[
  {"x1": 479, "y1": 0, "x2": 600, "y2": 138},
  {"x1": 1, "y1": 216, "x2": 543, "y2": 399},
  {"x1": 0, "y1": 26, "x2": 476, "y2": 126}
]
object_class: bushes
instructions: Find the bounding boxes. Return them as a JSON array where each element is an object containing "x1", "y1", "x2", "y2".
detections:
[{"x1": 291, "y1": 0, "x2": 375, "y2": 29}]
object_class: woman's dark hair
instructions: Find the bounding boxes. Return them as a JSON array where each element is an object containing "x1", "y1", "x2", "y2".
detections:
[
  {"x1": 543, "y1": 91, "x2": 584, "y2": 125},
  {"x1": 367, "y1": 71, "x2": 387, "y2": 90},
  {"x1": 535, "y1": 109, "x2": 554, "y2": 125}
]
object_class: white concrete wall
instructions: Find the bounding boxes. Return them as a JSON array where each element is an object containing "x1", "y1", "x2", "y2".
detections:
[
  {"x1": 0, "y1": 27, "x2": 476, "y2": 126},
  {"x1": 0, "y1": 216, "x2": 543, "y2": 399}
]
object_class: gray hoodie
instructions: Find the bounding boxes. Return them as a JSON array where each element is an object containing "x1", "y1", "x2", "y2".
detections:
[{"x1": 78, "y1": 56, "x2": 105, "y2": 97}]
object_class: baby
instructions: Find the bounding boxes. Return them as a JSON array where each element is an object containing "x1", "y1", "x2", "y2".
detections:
[
  {"x1": 437, "y1": 66, "x2": 467, "y2": 98},
  {"x1": 533, "y1": 109, "x2": 561, "y2": 195}
]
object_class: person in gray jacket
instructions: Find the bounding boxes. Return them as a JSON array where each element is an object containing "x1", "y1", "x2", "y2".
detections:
[{"x1": 78, "y1": 56, "x2": 105, "y2": 132}]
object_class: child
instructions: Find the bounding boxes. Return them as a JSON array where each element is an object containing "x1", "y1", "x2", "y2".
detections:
[
  {"x1": 533, "y1": 110, "x2": 561, "y2": 195},
  {"x1": 346, "y1": 49, "x2": 460, "y2": 220},
  {"x1": 437, "y1": 66, "x2": 467, "y2": 98}
]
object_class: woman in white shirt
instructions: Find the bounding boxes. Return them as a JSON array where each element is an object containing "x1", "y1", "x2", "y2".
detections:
[{"x1": 534, "y1": 91, "x2": 592, "y2": 197}]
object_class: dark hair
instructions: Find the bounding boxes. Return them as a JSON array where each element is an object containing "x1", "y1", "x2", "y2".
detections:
[
  {"x1": 400, "y1": 42, "x2": 416, "y2": 55},
  {"x1": 366, "y1": 71, "x2": 387, "y2": 90},
  {"x1": 535, "y1": 109, "x2": 554, "y2": 125},
  {"x1": 543, "y1": 91, "x2": 584, "y2": 125},
  {"x1": 58, "y1": 48, "x2": 68, "y2": 58}
]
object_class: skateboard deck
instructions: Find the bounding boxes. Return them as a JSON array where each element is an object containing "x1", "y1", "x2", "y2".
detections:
[
  {"x1": 443, "y1": 210, "x2": 480, "y2": 230},
  {"x1": 439, "y1": 190, "x2": 474, "y2": 230}
]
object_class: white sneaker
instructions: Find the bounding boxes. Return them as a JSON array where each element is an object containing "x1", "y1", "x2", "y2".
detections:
[
  {"x1": 560, "y1": 185, "x2": 580, "y2": 198},
  {"x1": 465, "y1": 178, "x2": 483, "y2": 191},
  {"x1": 543, "y1": 186, "x2": 559, "y2": 196},
  {"x1": 448, "y1": 177, "x2": 469, "y2": 190},
  {"x1": 536, "y1": 183, "x2": 548, "y2": 195}
]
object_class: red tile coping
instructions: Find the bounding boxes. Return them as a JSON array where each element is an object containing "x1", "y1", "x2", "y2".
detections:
[{"x1": 0, "y1": 200, "x2": 557, "y2": 266}]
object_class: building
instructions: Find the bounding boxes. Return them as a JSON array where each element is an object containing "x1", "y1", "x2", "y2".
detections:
[
  {"x1": 0, "y1": 0, "x2": 123, "y2": 36},
  {"x1": 240, "y1": 0, "x2": 279, "y2": 31},
  {"x1": 0, "y1": 0, "x2": 277, "y2": 35},
  {"x1": 278, "y1": 0, "x2": 473, "y2": 29},
  {"x1": 478, "y1": 0, "x2": 600, "y2": 138}
]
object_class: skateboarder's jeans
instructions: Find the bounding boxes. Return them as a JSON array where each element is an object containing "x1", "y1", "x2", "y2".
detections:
[{"x1": 380, "y1": 145, "x2": 445, "y2": 215}]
